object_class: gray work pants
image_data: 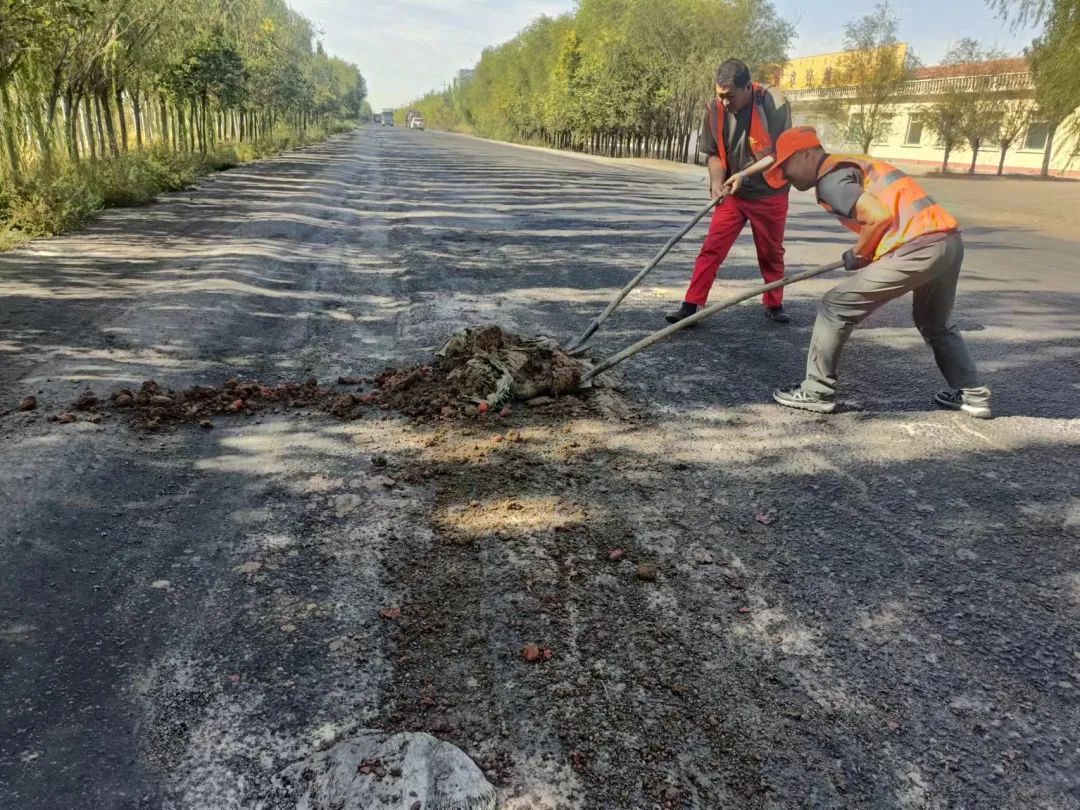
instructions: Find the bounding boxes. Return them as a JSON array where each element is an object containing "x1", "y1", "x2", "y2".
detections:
[{"x1": 803, "y1": 231, "x2": 981, "y2": 396}]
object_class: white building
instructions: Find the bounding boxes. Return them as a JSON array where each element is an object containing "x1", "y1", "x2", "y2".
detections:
[{"x1": 784, "y1": 56, "x2": 1079, "y2": 177}]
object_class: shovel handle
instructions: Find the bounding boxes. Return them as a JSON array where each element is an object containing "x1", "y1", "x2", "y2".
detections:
[
  {"x1": 564, "y1": 196, "x2": 721, "y2": 350},
  {"x1": 580, "y1": 260, "x2": 844, "y2": 384}
]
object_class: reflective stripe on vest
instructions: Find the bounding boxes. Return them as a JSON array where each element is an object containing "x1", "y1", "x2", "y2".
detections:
[
  {"x1": 714, "y1": 82, "x2": 775, "y2": 173},
  {"x1": 817, "y1": 154, "x2": 958, "y2": 259}
]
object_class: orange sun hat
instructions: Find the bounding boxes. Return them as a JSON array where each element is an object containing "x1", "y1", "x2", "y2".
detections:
[{"x1": 765, "y1": 126, "x2": 822, "y2": 189}]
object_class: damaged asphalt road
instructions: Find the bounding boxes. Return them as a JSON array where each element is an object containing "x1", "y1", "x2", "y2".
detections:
[{"x1": 1, "y1": 128, "x2": 1078, "y2": 809}]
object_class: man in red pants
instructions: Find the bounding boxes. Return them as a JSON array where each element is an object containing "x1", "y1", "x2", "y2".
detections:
[{"x1": 666, "y1": 59, "x2": 793, "y2": 324}]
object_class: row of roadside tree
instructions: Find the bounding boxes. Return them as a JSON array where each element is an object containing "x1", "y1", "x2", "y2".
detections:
[
  {"x1": 405, "y1": 0, "x2": 1077, "y2": 176},
  {"x1": 407, "y1": 0, "x2": 793, "y2": 162},
  {"x1": 0, "y1": 0, "x2": 368, "y2": 245}
]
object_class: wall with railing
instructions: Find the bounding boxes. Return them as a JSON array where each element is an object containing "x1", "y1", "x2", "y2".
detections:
[
  {"x1": 785, "y1": 72, "x2": 1035, "y2": 103},
  {"x1": 791, "y1": 99, "x2": 1079, "y2": 176}
]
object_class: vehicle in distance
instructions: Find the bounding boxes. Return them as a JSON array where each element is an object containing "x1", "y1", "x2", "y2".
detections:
[
  {"x1": 381, "y1": 108, "x2": 394, "y2": 126},
  {"x1": 406, "y1": 110, "x2": 425, "y2": 130}
]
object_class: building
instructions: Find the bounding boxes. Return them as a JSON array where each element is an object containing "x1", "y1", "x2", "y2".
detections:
[
  {"x1": 776, "y1": 44, "x2": 909, "y2": 92},
  {"x1": 781, "y1": 50, "x2": 1079, "y2": 177}
]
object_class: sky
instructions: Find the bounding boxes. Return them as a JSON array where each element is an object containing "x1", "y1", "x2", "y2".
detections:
[{"x1": 289, "y1": 0, "x2": 1041, "y2": 108}]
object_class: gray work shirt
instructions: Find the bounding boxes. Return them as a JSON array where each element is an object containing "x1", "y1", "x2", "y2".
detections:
[
  {"x1": 698, "y1": 86, "x2": 792, "y2": 199},
  {"x1": 816, "y1": 166, "x2": 865, "y2": 218}
]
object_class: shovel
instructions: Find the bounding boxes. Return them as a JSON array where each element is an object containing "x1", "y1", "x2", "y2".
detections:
[
  {"x1": 562, "y1": 196, "x2": 722, "y2": 355},
  {"x1": 577, "y1": 259, "x2": 844, "y2": 387}
]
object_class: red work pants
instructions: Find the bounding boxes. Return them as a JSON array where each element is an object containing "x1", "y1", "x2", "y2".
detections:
[{"x1": 684, "y1": 192, "x2": 789, "y2": 309}]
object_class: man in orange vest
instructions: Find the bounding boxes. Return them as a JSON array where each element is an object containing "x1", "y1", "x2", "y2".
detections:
[
  {"x1": 666, "y1": 59, "x2": 793, "y2": 325},
  {"x1": 763, "y1": 126, "x2": 991, "y2": 418}
]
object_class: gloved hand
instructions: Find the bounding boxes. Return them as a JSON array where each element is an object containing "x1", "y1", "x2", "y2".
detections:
[{"x1": 842, "y1": 249, "x2": 871, "y2": 273}]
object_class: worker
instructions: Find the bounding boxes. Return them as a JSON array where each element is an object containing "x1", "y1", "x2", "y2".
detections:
[
  {"x1": 763, "y1": 126, "x2": 991, "y2": 418},
  {"x1": 666, "y1": 59, "x2": 792, "y2": 325}
]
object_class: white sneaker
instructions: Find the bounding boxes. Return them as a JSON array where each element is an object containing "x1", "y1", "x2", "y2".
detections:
[
  {"x1": 934, "y1": 386, "x2": 992, "y2": 419},
  {"x1": 773, "y1": 384, "x2": 837, "y2": 414}
]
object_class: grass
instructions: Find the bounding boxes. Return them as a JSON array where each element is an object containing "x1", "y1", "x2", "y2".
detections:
[{"x1": 0, "y1": 121, "x2": 354, "y2": 251}]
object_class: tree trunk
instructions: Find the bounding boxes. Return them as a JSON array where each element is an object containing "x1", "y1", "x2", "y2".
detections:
[
  {"x1": 0, "y1": 83, "x2": 21, "y2": 183},
  {"x1": 176, "y1": 102, "x2": 184, "y2": 151},
  {"x1": 189, "y1": 101, "x2": 197, "y2": 152},
  {"x1": 26, "y1": 92, "x2": 51, "y2": 167},
  {"x1": 969, "y1": 141, "x2": 979, "y2": 174},
  {"x1": 83, "y1": 93, "x2": 97, "y2": 159},
  {"x1": 93, "y1": 93, "x2": 108, "y2": 157},
  {"x1": 115, "y1": 85, "x2": 128, "y2": 151},
  {"x1": 159, "y1": 96, "x2": 170, "y2": 150},
  {"x1": 941, "y1": 142, "x2": 951, "y2": 173},
  {"x1": 1041, "y1": 121, "x2": 1058, "y2": 177},
  {"x1": 99, "y1": 89, "x2": 120, "y2": 157},
  {"x1": 997, "y1": 142, "x2": 1009, "y2": 175},
  {"x1": 64, "y1": 91, "x2": 79, "y2": 162},
  {"x1": 133, "y1": 88, "x2": 143, "y2": 149}
]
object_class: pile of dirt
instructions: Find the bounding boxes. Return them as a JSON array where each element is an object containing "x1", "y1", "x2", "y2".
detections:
[
  {"x1": 48, "y1": 325, "x2": 589, "y2": 428},
  {"x1": 66, "y1": 378, "x2": 367, "y2": 429},
  {"x1": 372, "y1": 325, "x2": 584, "y2": 418}
]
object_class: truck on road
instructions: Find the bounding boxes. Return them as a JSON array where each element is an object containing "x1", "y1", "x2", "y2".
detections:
[{"x1": 381, "y1": 108, "x2": 394, "y2": 126}]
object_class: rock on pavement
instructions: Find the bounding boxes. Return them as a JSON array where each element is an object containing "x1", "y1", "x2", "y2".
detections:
[{"x1": 283, "y1": 731, "x2": 496, "y2": 810}]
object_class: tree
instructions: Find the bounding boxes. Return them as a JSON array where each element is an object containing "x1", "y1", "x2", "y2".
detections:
[
  {"x1": 404, "y1": 0, "x2": 793, "y2": 162},
  {"x1": 1, "y1": 0, "x2": 366, "y2": 190},
  {"x1": 824, "y1": 3, "x2": 911, "y2": 153},
  {"x1": 1027, "y1": 1, "x2": 1079, "y2": 175},
  {"x1": 992, "y1": 98, "x2": 1035, "y2": 174},
  {"x1": 946, "y1": 39, "x2": 1009, "y2": 173},
  {"x1": 919, "y1": 40, "x2": 1010, "y2": 173},
  {"x1": 990, "y1": 0, "x2": 1079, "y2": 175},
  {"x1": 921, "y1": 96, "x2": 965, "y2": 171}
]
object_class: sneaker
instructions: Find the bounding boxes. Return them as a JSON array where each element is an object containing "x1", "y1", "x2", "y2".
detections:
[
  {"x1": 665, "y1": 302, "x2": 699, "y2": 325},
  {"x1": 765, "y1": 305, "x2": 790, "y2": 323},
  {"x1": 773, "y1": 384, "x2": 836, "y2": 414},
  {"x1": 934, "y1": 386, "x2": 992, "y2": 419}
]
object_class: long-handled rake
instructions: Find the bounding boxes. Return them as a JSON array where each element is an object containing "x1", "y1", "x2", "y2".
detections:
[
  {"x1": 576, "y1": 259, "x2": 844, "y2": 387},
  {"x1": 562, "y1": 196, "x2": 722, "y2": 356}
]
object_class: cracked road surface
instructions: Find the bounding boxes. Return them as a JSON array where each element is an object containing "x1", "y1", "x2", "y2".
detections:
[{"x1": 1, "y1": 128, "x2": 1078, "y2": 809}]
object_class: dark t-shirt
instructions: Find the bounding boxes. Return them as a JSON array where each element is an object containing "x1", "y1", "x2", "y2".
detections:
[
  {"x1": 816, "y1": 166, "x2": 865, "y2": 219},
  {"x1": 698, "y1": 86, "x2": 791, "y2": 199}
]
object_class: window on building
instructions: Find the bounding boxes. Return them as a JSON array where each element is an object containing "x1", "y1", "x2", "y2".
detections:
[
  {"x1": 904, "y1": 116, "x2": 923, "y2": 145},
  {"x1": 1023, "y1": 122, "x2": 1050, "y2": 151}
]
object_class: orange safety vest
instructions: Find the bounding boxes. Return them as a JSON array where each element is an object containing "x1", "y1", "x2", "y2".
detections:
[
  {"x1": 714, "y1": 82, "x2": 775, "y2": 173},
  {"x1": 816, "y1": 154, "x2": 958, "y2": 260}
]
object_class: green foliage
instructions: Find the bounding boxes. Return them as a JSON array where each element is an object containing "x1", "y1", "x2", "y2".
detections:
[
  {"x1": 822, "y1": 3, "x2": 912, "y2": 153},
  {"x1": 0, "y1": 0, "x2": 367, "y2": 243},
  {"x1": 919, "y1": 39, "x2": 1010, "y2": 172},
  {"x1": 991, "y1": 0, "x2": 1079, "y2": 174},
  {"x1": 1028, "y1": 0, "x2": 1079, "y2": 122},
  {"x1": 1, "y1": 165, "x2": 102, "y2": 241},
  {"x1": 0, "y1": 122, "x2": 354, "y2": 249},
  {"x1": 406, "y1": 0, "x2": 793, "y2": 160}
]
